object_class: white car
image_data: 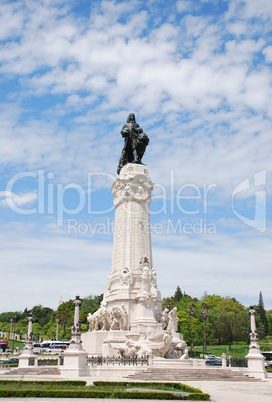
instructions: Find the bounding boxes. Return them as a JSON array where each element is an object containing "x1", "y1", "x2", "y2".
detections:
[{"x1": 205, "y1": 354, "x2": 218, "y2": 359}]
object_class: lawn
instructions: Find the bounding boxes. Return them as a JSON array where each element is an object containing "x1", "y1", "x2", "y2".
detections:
[{"x1": 193, "y1": 338, "x2": 272, "y2": 359}]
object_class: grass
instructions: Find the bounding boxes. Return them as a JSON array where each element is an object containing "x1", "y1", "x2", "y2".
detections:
[{"x1": 192, "y1": 338, "x2": 272, "y2": 359}]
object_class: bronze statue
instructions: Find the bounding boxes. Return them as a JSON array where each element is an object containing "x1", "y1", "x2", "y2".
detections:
[{"x1": 117, "y1": 113, "x2": 149, "y2": 174}]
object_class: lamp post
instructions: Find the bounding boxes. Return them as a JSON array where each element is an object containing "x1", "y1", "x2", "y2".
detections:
[
  {"x1": 10, "y1": 319, "x2": 13, "y2": 339},
  {"x1": 62, "y1": 320, "x2": 67, "y2": 341},
  {"x1": 201, "y1": 304, "x2": 208, "y2": 358},
  {"x1": 189, "y1": 305, "x2": 195, "y2": 356},
  {"x1": 258, "y1": 327, "x2": 265, "y2": 340},
  {"x1": 55, "y1": 318, "x2": 60, "y2": 341},
  {"x1": 12, "y1": 318, "x2": 16, "y2": 354}
]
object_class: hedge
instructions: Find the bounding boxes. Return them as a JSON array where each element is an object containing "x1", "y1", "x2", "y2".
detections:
[
  {"x1": 0, "y1": 389, "x2": 210, "y2": 400},
  {"x1": 93, "y1": 381, "x2": 203, "y2": 393},
  {"x1": 0, "y1": 380, "x2": 210, "y2": 400},
  {"x1": 0, "y1": 380, "x2": 86, "y2": 387}
]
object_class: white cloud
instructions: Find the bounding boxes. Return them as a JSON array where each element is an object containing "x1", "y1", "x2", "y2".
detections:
[
  {"x1": 0, "y1": 220, "x2": 271, "y2": 311},
  {"x1": 0, "y1": 222, "x2": 112, "y2": 311},
  {"x1": 0, "y1": 190, "x2": 37, "y2": 207},
  {"x1": 176, "y1": 0, "x2": 194, "y2": 14},
  {"x1": 262, "y1": 45, "x2": 272, "y2": 63}
]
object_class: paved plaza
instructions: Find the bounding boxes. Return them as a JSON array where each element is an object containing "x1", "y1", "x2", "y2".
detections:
[{"x1": 0, "y1": 373, "x2": 272, "y2": 402}]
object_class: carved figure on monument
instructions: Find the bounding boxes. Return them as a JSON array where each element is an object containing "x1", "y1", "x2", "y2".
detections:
[
  {"x1": 110, "y1": 306, "x2": 123, "y2": 330},
  {"x1": 141, "y1": 255, "x2": 149, "y2": 265},
  {"x1": 120, "y1": 304, "x2": 128, "y2": 330},
  {"x1": 160, "y1": 307, "x2": 169, "y2": 330},
  {"x1": 150, "y1": 268, "x2": 158, "y2": 297},
  {"x1": 87, "y1": 302, "x2": 111, "y2": 331},
  {"x1": 117, "y1": 113, "x2": 149, "y2": 174},
  {"x1": 141, "y1": 265, "x2": 151, "y2": 295},
  {"x1": 134, "y1": 185, "x2": 146, "y2": 200},
  {"x1": 87, "y1": 313, "x2": 95, "y2": 331},
  {"x1": 149, "y1": 331, "x2": 172, "y2": 358},
  {"x1": 120, "y1": 267, "x2": 133, "y2": 287},
  {"x1": 150, "y1": 268, "x2": 157, "y2": 288},
  {"x1": 117, "y1": 338, "x2": 152, "y2": 357},
  {"x1": 178, "y1": 342, "x2": 189, "y2": 360},
  {"x1": 167, "y1": 307, "x2": 179, "y2": 332}
]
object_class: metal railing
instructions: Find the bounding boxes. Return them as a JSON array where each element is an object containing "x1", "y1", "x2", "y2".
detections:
[
  {"x1": 87, "y1": 355, "x2": 149, "y2": 366},
  {"x1": 227, "y1": 358, "x2": 248, "y2": 367}
]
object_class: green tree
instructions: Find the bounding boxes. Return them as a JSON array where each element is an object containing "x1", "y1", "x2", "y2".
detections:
[
  {"x1": 174, "y1": 286, "x2": 183, "y2": 302},
  {"x1": 31, "y1": 305, "x2": 53, "y2": 327},
  {"x1": 266, "y1": 309, "x2": 272, "y2": 335},
  {"x1": 213, "y1": 311, "x2": 243, "y2": 350},
  {"x1": 257, "y1": 291, "x2": 269, "y2": 336}
]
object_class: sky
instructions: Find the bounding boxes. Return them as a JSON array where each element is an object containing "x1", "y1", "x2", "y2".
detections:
[{"x1": 0, "y1": 0, "x2": 271, "y2": 314}]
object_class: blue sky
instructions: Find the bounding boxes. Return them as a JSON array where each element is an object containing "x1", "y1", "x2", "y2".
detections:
[{"x1": 0, "y1": 0, "x2": 271, "y2": 312}]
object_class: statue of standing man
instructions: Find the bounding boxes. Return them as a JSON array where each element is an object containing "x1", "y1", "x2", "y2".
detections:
[{"x1": 117, "y1": 113, "x2": 149, "y2": 175}]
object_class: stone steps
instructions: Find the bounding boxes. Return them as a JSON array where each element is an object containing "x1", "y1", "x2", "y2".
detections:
[
  {"x1": 6, "y1": 367, "x2": 60, "y2": 375},
  {"x1": 125, "y1": 367, "x2": 260, "y2": 382}
]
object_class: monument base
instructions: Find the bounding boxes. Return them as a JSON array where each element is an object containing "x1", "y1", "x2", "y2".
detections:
[
  {"x1": 60, "y1": 348, "x2": 89, "y2": 378},
  {"x1": 246, "y1": 349, "x2": 267, "y2": 379},
  {"x1": 18, "y1": 349, "x2": 37, "y2": 368},
  {"x1": 81, "y1": 331, "x2": 109, "y2": 355}
]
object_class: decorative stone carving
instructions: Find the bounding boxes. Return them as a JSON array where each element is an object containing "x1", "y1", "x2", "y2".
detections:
[
  {"x1": 160, "y1": 307, "x2": 169, "y2": 330},
  {"x1": 141, "y1": 265, "x2": 151, "y2": 295},
  {"x1": 112, "y1": 174, "x2": 153, "y2": 208},
  {"x1": 110, "y1": 307, "x2": 123, "y2": 330},
  {"x1": 88, "y1": 303, "x2": 129, "y2": 332},
  {"x1": 87, "y1": 302, "x2": 110, "y2": 332},
  {"x1": 167, "y1": 307, "x2": 179, "y2": 332},
  {"x1": 120, "y1": 267, "x2": 133, "y2": 287}
]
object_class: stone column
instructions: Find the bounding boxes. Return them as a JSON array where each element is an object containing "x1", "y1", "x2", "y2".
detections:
[
  {"x1": 18, "y1": 314, "x2": 37, "y2": 368},
  {"x1": 245, "y1": 307, "x2": 267, "y2": 379},
  {"x1": 69, "y1": 295, "x2": 83, "y2": 349},
  {"x1": 60, "y1": 296, "x2": 89, "y2": 377},
  {"x1": 104, "y1": 163, "x2": 162, "y2": 328}
]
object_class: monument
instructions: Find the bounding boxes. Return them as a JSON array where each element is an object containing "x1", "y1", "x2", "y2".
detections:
[
  {"x1": 81, "y1": 113, "x2": 188, "y2": 359},
  {"x1": 245, "y1": 306, "x2": 267, "y2": 379},
  {"x1": 18, "y1": 314, "x2": 37, "y2": 368},
  {"x1": 61, "y1": 296, "x2": 89, "y2": 377}
]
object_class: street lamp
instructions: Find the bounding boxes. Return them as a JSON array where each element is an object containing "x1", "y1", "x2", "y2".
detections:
[
  {"x1": 10, "y1": 319, "x2": 13, "y2": 339},
  {"x1": 62, "y1": 320, "x2": 67, "y2": 341},
  {"x1": 12, "y1": 317, "x2": 16, "y2": 353},
  {"x1": 258, "y1": 327, "x2": 265, "y2": 339},
  {"x1": 55, "y1": 318, "x2": 60, "y2": 341},
  {"x1": 201, "y1": 304, "x2": 208, "y2": 358},
  {"x1": 189, "y1": 305, "x2": 195, "y2": 356}
]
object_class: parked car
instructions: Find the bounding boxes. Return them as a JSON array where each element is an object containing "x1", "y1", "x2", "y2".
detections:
[
  {"x1": 1, "y1": 358, "x2": 19, "y2": 364},
  {"x1": 205, "y1": 357, "x2": 222, "y2": 366},
  {"x1": 33, "y1": 343, "x2": 42, "y2": 354},
  {"x1": 268, "y1": 360, "x2": 272, "y2": 367},
  {"x1": 205, "y1": 354, "x2": 218, "y2": 359}
]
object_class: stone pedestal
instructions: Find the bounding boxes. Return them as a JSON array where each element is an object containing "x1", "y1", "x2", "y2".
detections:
[
  {"x1": 18, "y1": 347, "x2": 37, "y2": 368},
  {"x1": 101, "y1": 330, "x2": 128, "y2": 356},
  {"x1": 246, "y1": 347, "x2": 267, "y2": 379},
  {"x1": 19, "y1": 315, "x2": 37, "y2": 368},
  {"x1": 245, "y1": 308, "x2": 267, "y2": 379},
  {"x1": 81, "y1": 331, "x2": 108, "y2": 356},
  {"x1": 60, "y1": 345, "x2": 89, "y2": 378}
]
